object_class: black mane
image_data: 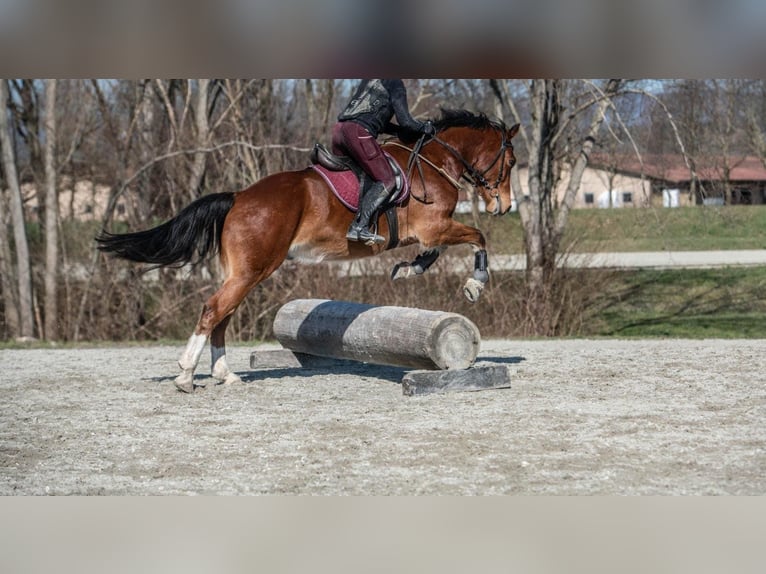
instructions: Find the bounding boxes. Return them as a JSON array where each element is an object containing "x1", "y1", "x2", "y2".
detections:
[
  {"x1": 432, "y1": 108, "x2": 506, "y2": 133},
  {"x1": 394, "y1": 108, "x2": 506, "y2": 143}
]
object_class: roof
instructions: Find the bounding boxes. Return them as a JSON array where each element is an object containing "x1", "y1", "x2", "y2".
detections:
[{"x1": 589, "y1": 154, "x2": 766, "y2": 184}]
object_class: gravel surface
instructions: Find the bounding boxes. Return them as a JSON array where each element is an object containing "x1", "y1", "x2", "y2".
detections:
[{"x1": 1, "y1": 339, "x2": 764, "y2": 495}]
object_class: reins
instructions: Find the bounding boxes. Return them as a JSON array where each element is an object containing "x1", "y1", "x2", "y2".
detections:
[
  {"x1": 384, "y1": 130, "x2": 510, "y2": 205},
  {"x1": 385, "y1": 140, "x2": 464, "y2": 203}
]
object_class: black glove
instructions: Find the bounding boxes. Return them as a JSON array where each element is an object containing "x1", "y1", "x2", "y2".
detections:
[{"x1": 423, "y1": 120, "x2": 435, "y2": 136}]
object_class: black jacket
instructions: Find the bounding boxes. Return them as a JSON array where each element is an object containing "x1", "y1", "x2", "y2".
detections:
[{"x1": 338, "y1": 79, "x2": 425, "y2": 137}]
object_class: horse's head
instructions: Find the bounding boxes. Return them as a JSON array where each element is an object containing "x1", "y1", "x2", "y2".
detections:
[
  {"x1": 471, "y1": 122, "x2": 519, "y2": 216},
  {"x1": 431, "y1": 110, "x2": 520, "y2": 216}
]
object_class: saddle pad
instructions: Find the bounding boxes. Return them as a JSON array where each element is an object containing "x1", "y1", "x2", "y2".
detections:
[{"x1": 311, "y1": 152, "x2": 410, "y2": 212}]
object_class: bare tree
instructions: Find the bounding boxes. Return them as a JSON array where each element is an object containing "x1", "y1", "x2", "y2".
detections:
[
  {"x1": 43, "y1": 79, "x2": 59, "y2": 340},
  {"x1": 187, "y1": 79, "x2": 211, "y2": 201},
  {"x1": 0, "y1": 169, "x2": 19, "y2": 336},
  {"x1": 743, "y1": 80, "x2": 766, "y2": 170},
  {"x1": 492, "y1": 79, "x2": 623, "y2": 335},
  {"x1": 0, "y1": 79, "x2": 34, "y2": 339}
]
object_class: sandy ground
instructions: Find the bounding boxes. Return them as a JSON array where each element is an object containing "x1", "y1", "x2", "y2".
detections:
[{"x1": 1, "y1": 339, "x2": 764, "y2": 495}]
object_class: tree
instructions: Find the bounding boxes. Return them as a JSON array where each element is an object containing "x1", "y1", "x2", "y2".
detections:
[
  {"x1": 742, "y1": 80, "x2": 766, "y2": 170},
  {"x1": 0, "y1": 168, "x2": 19, "y2": 337},
  {"x1": 491, "y1": 79, "x2": 623, "y2": 335},
  {"x1": 43, "y1": 79, "x2": 59, "y2": 340},
  {"x1": 0, "y1": 79, "x2": 34, "y2": 339}
]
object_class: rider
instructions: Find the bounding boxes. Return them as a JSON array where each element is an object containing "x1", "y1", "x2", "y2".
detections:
[{"x1": 332, "y1": 79, "x2": 435, "y2": 245}]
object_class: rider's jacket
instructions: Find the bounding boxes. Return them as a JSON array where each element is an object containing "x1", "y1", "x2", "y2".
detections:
[{"x1": 338, "y1": 79, "x2": 425, "y2": 137}]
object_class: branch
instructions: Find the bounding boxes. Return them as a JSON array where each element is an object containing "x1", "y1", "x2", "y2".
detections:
[
  {"x1": 550, "y1": 79, "x2": 623, "y2": 150},
  {"x1": 100, "y1": 140, "x2": 312, "y2": 228},
  {"x1": 489, "y1": 79, "x2": 529, "y2": 150},
  {"x1": 745, "y1": 107, "x2": 766, "y2": 169},
  {"x1": 623, "y1": 87, "x2": 697, "y2": 182},
  {"x1": 211, "y1": 79, "x2": 258, "y2": 133},
  {"x1": 153, "y1": 79, "x2": 179, "y2": 148},
  {"x1": 554, "y1": 79, "x2": 622, "y2": 239}
]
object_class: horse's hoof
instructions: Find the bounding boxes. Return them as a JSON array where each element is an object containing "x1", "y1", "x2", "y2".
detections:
[
  {"x1": 174, "y1": 373, "x2": 195, "y2": 393},
  {"x1": 391, "y1": 262, "x2": 413, "y2": 281},
  {"x1": 221, "y1": 372, "x2": 243, "y2": 386},
  {"x1": 391, "y1": 261, "x2": 412, "y2": 281},
  {"x1": 463, "y1": 278, "x2": 484, "y2": 303}
]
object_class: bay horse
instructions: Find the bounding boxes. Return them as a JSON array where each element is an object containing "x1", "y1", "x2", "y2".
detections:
[{"x1": 96, "y1": 109, "x2": 520, "y2": 392}]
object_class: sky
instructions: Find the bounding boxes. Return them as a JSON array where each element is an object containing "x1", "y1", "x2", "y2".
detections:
[{"x1": 1, "y1": 1, "x2": 765, "y2": 77}]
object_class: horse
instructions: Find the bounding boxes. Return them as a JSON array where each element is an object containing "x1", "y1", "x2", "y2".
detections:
[{"x1": 96, "y1": 109, "x2": 520, "y2": 392}]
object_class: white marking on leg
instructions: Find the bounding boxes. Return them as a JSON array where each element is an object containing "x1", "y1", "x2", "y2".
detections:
[
  {"x1": 174, "y1": 333, "x2": 207, "y2": 392},
  {"x1": 179, "y1": 333, "x2": 207, "y2": 371},
  {"x1": 211, "y1": 351, "x2": 242, "y2": 385},
  {"x1": 211, "y1": 344, "x2": 225, "y2": 371},
  {"x1": 211, "y1": 344, "x2": 231, "y2": 380}
]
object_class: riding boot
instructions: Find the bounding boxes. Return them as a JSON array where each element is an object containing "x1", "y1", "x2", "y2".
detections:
[{"x1": 346, "y1": 181, "x2": 391, "y2": 245}]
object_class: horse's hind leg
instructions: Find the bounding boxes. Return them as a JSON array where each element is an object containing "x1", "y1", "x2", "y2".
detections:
[
  {"x1": 391, "y1": 246, "x2": 446, "y2": 280},
  {"x1": 210, "y1": 314, "x2": 241, "y2": 386},
  {"x1": 175, "y1": 276, "x2": 254, "y2": 393}
]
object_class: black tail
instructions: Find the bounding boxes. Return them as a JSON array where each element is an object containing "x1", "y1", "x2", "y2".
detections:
[{"x1": 95, "y1": 192, "x2": 235, "y2": 267}]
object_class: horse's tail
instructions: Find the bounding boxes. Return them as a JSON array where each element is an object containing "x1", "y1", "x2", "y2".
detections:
[{"x1": 95, "y1": 192, "x2": 235, "y2": 267}]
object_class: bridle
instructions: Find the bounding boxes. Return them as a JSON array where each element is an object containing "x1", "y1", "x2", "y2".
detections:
[
  {"x1": 385, "y1": 128, "x2": 513, "y2": 205},
  {"x1": 433, "y1": 130, "x2": 513, "y2": 192}
]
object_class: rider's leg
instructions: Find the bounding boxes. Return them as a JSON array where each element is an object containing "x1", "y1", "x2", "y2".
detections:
[
  {"x1": 346, "y1": 180, "x2": 392, "y2": 245},
  {"x1": 333, "y1": 121, "x2": 397, "y2": 245}
]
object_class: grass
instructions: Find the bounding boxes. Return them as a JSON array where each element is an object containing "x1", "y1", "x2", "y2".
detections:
[
  {"x1": 585, "y1": 266, "x2": 766, "y2": 338},
  {"x1": 467, "y1": 204, "x2": 766, "y2": 253}
]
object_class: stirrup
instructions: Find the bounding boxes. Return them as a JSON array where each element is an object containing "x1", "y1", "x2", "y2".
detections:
[{"x1": 346, "y1": 226, "x2": 385, "y2": 245}]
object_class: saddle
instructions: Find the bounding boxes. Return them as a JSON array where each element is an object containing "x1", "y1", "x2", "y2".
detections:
[{"x1": 309, "y1": 143, "x2": 409, "y2": 212}]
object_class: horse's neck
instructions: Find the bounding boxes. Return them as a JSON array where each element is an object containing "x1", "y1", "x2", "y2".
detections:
[{"x1": 431, "y1": 129, "x2": 482, "y2": 175}]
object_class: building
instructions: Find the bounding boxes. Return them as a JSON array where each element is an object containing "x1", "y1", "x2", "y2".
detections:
[
  {"x1": 16, "y1": 177, "x2": 127, "y2": 223},
  {"x1": 589, "y1": 154, "x2": 766, "y2": 207},
  {"x1": 457, "y1": 154, "x2": 766, "y2": 212}
]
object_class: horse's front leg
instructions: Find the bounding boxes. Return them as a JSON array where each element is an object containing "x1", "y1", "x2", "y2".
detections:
[
  {"x1": 391, "y1": 246, "x2": 446, "y2": 280},
  {"x1": 418, "y1": 220, "x2": 489, "y2": 303},
  {"x1": 463, "y1": 247, "x2": 489, "y2": 303}
]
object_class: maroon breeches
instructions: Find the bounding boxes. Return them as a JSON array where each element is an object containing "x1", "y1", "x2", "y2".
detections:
[{"x1": 331, "y1": 121, "x2": 396, "y2": 189}]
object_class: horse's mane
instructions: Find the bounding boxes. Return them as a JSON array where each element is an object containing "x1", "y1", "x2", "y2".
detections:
[
  {"x1": 433, "y1": 108, "x2": 507, "y2": 133},
  {"x1": 395, "y1": 108, "x2": 506, "y2": 143}
]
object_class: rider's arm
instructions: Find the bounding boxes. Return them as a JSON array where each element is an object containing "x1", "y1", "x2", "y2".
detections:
[{"x1": 383, "y1": 80, "x2": 426, "y2": 133}]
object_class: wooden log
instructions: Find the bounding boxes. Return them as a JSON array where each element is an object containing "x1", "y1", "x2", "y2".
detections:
[
  {"x1": 401, "y1": 365, "x2": 512, "y2": 396},
  {"x1": 272, "y1": 299, "x2": 481, "y2": 370}
]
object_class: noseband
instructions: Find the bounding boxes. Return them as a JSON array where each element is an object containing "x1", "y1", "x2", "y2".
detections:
[{"x1": 384, "y1": 128, "x2": 512, "y2": 204}]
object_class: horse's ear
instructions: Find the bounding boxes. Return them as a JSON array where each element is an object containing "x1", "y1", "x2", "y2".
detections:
[{"x1": 508, "y1": 123, "x2": 520, "y2": 139}]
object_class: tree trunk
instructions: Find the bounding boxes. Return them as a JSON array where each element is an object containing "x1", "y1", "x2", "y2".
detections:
[
  {"x1": 135, "y1": 80, "x2": 155, "y2": 222},
  {"x1": 0, "y1": 79, "x2": 34, "y2": 339},
  {"x1": 553, "y1": 79, "x2": 622, "y2": 240},
  {"x1": 492, "y1": 79, "x2": 622, "y2": 335},
  {"x1": 43, "y1": 79, "x2": 59, "y2": 340},
  {"x1": 188, "y1": 79, "x2": 210, "y2": 200},
  {"x1": 522, "y1": 80, "x2": 559, "y2": 333},
  {"x1": 0, "y1": 177, "x2": 20, "y2": 336}
]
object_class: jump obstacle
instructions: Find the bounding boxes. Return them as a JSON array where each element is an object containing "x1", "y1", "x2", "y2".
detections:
[{"x1": 249, "y1": 299, "x2": 512, "y2": 396}]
